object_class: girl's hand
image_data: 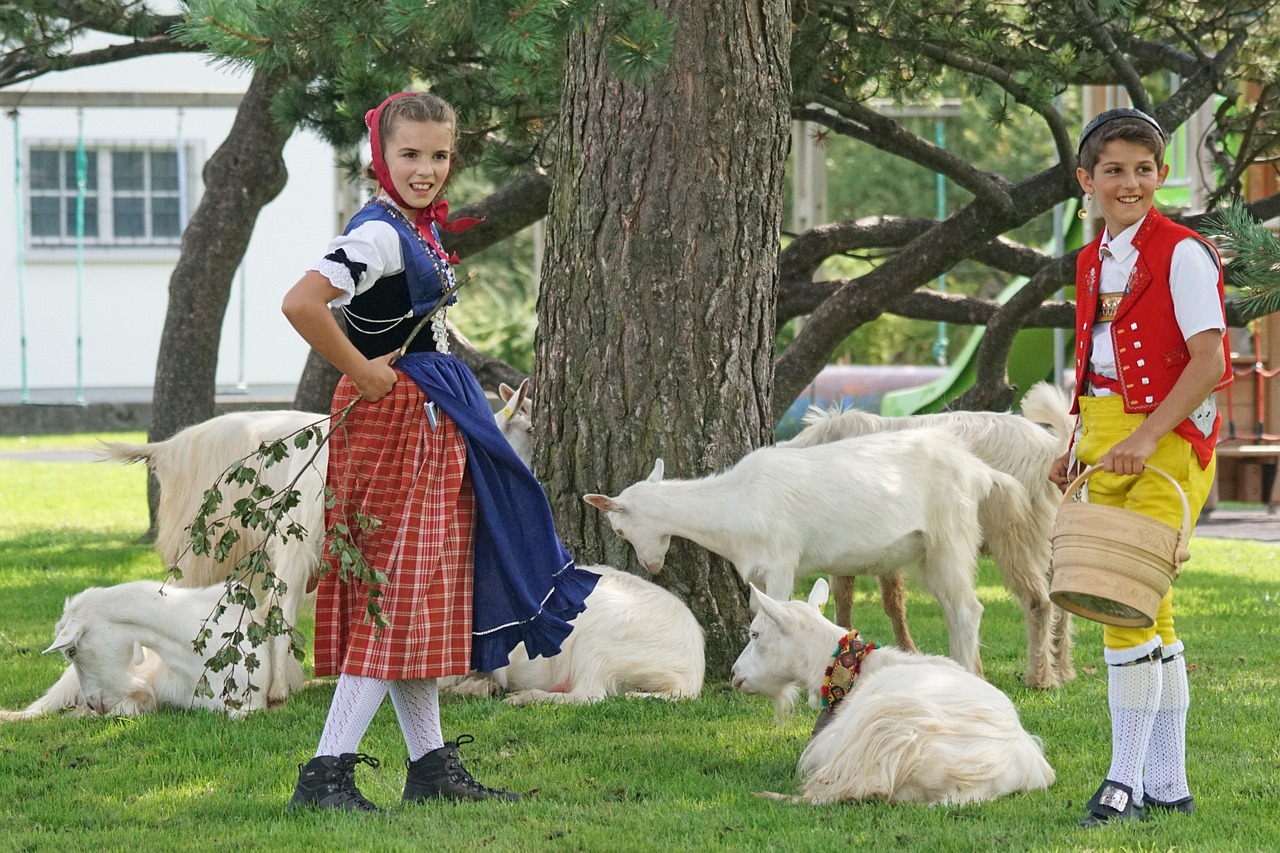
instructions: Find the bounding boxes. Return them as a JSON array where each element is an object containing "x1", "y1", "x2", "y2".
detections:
[{"x1": 352, "y1": 352, "x2": 399, "y2": 402}]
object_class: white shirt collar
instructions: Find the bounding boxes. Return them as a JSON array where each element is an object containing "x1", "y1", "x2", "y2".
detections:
[{"x1": 1099, "y1": 216, "x2": 1145, "y2": 263}]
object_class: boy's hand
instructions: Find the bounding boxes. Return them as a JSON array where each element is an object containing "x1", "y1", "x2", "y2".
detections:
[
  {"x1": 1099, "y1": 431, "x2": 1157, "y2": 477},
  {"x1": 1049, "y1": 452, "x2": 1073, "y2": 492},
  {"x1": 352, "y1": 352, "x2": 399, "y2": 402}
]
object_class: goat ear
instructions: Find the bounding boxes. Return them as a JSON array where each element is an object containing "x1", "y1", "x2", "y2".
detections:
[
  {"x1": 44, "y1": 624, "x2": 80, "y2": 655},
  {"x1": 748, "y1": 584, "x2": 788, "y2": 623},
  {"x1": 583, "y1": 494, "x2": 624, "y2": 513},
  {"x1": 497, "y1": 383, "x2": 516, "y2": 403},
  {"x1": 647, "y1": 458, "x2": 664, "y2": 483},
  {"x1": 807, "y1": 578, "x2": 830, "y2": 611},
  {"x1": 513, "y1": 378, "x2": 531, "y2": 412}
]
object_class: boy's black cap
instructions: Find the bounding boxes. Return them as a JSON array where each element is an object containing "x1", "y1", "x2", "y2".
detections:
[{"x1": 1078, "y1": 108, "x2": 1165, "y2": 155}]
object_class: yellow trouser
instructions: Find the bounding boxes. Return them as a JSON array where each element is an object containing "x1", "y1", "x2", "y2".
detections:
[{"x1": 1074, "y1": 395, "x2": 1216, "y2": 652}]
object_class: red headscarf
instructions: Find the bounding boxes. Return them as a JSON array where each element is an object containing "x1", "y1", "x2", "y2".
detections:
[{"x1": 365, "y1": 92, "x2": 483, "y2": 255}]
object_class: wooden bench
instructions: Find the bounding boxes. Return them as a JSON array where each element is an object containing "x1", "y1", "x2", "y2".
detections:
[{"x1": 1213, "y1": 443, "x2": 1280, "y2": 514}]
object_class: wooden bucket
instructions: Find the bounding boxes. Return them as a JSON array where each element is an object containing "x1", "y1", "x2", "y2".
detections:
[{"x1": 1049, "y1": 464, "x2": 1191, "y2": 628}]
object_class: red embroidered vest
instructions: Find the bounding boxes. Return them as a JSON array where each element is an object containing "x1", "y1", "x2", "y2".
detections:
[{"x1": 1072, "y1": 209, "x2": 1232, "y2": 466}]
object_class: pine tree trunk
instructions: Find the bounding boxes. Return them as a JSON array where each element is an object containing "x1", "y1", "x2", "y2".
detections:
[
  {"x1": 538, "y1": 1, "x2": 792, "y2": 678},
  {"x1": 146, "y1": 68, "x2": 294, "y2": 526}
]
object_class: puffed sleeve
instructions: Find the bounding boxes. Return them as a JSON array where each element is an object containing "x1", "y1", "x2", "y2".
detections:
[
  {"x1": 309, "y1": 220, "x2": 405, "y2": 309},
  {"x1": 1169, "y1": 237, "x2": 1226, "y2": 340}
]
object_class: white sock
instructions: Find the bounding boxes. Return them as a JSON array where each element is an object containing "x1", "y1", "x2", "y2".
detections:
[
  {"x1": 388, "y1": 679, "x2": 444, "y2": 760},
  {"x1": 1143, "y1": 652, "x2": 1192, "y2": 803},
  {"x1": 1104, "y1": 656, "x2": 1162, "y2": 803},
  {"x1": 315, "y1": 673, "x2": 390, "y2": 757}
]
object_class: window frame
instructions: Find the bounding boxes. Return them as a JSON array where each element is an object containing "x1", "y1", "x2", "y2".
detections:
[{"x1": 24, "y1": 139, "x2": 192, "y2": 253}]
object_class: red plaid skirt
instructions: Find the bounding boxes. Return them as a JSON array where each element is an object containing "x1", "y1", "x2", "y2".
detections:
[{"x1": 312, "y1": 373, "x2": 475, "y2": 679}]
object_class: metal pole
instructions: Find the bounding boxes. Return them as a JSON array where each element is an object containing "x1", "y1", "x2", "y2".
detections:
[
  {"x1": 1052, "y1": 201, "x2": 1066, "y2": 387},
  {"x1": 932, "y1": 117, "x2": 949, "y2": 366},
  {"x1": 1053, "y1": 94, "x2": 1067, "y2": 390},
  {"x1": 74, "y1": 108, "x2": 86, "y2": 405},
  {"x1": 11, "y1": 109, "x2": 29, "y2": 403},
  {"x1": 236, "y1": 260, "x2": 248, "y2": 391},
  {"x1": 175, "y1": 107, "x2": 188, "y2": 229}
]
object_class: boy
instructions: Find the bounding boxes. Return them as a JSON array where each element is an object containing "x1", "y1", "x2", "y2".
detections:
[{"x1": 1049, "y1": 108, "x2": 1232, "y2": 827}]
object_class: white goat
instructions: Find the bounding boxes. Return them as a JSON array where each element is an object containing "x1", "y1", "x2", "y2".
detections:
[
  {"x1": 781, "y1": 381, "x2": 1075, "y2": 689},
  {"x1": 495, "y1": 379, "x2": 534, "y2": 466},
  {"x1": 731, "y1": 581, "x2": 1055, "y2": 805},
  {"x1": 100, "y1": 409, "x2": 326, "y2": 706},
  {"x1": 585, "y1": 428, "x2": 1035, "y2": 678},
  {"x1": 446, "y1": 565, "x2": 704, "y2": 703},
  {"x1": 0, "y1": 581, "x2": 303, "y2": 720},
  {"x1": 96, "y1": 381, "x2": 536, "y2": 704}
]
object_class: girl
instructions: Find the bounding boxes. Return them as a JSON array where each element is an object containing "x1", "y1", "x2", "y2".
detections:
[{"x1": 282, "y1": 91, "x2": 598, "y2": 812}]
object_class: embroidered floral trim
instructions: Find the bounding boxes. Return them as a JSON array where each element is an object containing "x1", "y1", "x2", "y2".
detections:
[{"x1": 820, "y1": 631, "x2": 875, "y2": 710}]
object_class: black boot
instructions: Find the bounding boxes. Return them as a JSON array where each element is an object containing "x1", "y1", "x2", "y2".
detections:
[
  {"x1": 1078, "y1": 779, "x2": 1147, "y2": 827},
  {"x1": 288, "y1": 753, "x2": 381, "y2": 812},
  {"x1": 402, "y1": 735, "x2": 520, "y2": 802}
]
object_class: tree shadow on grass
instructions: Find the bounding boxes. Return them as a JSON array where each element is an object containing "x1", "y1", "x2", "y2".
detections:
[{"x1": 0, "y1": 528, "x2": 160, "y2": 591}]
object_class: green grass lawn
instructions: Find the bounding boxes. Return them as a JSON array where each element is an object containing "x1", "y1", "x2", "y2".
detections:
[{"x1": 1, "y1": 432, "x2": 1279, "y2": 852}]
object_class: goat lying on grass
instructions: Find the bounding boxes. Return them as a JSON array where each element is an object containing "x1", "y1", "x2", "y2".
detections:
[
  {"x1": 97, "y1": 381, "x2": 536, "y2": 705},
  {"x1": 586, "y1": 428, "x2": 1035, "y2": 677},
  {"x1": 731, "y1": 580, "x2": 1055, "y2": 805},
  {"x1": 0, "y1": 581, "x2": 303, "y2": 720},
  {"x1": 445, "y1": 565, "x2": 704, "y2": 703},
  {"x1": 782, "y1": 381, "x2": 1076, "y2": 689},
  {"x1": 99, "y1": 409, "x2": 325, "y2": 706}
]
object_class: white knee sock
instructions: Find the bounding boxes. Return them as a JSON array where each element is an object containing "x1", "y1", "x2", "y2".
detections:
[
  {"x1": 388, "y1": 679, "x2": 444, "y2": 760},
  {"x1": 1104, "y1": 656, "x2": 1162, "y2": 802},
  {"x1": 1143, "y1": 652, "x2": 1192, "y2": 803},
  {"x1": 316, "y1": 674, "x2": 390, "y2": 757}
]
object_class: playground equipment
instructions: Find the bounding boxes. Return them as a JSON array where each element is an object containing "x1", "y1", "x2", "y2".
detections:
[{"x1": 1214, "y1": 320, "x2": 1280, "y2": 512}]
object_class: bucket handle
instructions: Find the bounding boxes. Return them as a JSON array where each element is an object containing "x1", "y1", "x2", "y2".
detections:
[{"x1": 1060, "y1": 463, "x2": 1192, "y2": 568}]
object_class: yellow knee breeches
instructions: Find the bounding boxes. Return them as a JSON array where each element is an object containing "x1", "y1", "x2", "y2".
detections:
[{"x1": 1073, "y1": 396, "x2": 1216, "y2": 652}]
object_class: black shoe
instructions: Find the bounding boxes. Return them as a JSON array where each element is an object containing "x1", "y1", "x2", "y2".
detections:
[
  {"x1": 1078, "y1": 780, "x2": 1147, "y2": 827},
  {"x1": 1148, "y1": 795, "x2": 1195, "y2": 814},
  {"x1": 288, "y1": 753, "x2": 381, "y2": 812},
  {"x1": 403, "y1": 735, "x2": 520, "y2": 802}
]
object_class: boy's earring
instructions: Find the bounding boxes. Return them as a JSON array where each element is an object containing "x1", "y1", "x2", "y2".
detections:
[{"x1": 1078, "y1": 194, "x2": 1092, "y2": 220}]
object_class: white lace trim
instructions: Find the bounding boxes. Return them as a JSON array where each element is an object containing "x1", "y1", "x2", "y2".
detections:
[{"x1": 313, "y1": 258, "x2": 357, "y2": 308}]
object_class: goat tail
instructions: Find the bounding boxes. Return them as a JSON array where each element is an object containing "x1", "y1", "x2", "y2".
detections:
[
  {"x1": 1018, "y1": 382, "x2": 1073, "y2": 453},
  {"x1": 0, "y1": 666, "x2": 84, "y2": 721},
  {"x1": 977, "y1": 469, "x2": 1034, "y2": 539},
  {"x1": 977, "y1": 471, "x2": 1045, "y2": 586},
  {"x1": 96, "y1": 439, "x2": 162, "y2": 466}
]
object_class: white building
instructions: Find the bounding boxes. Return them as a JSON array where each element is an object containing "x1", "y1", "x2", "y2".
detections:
[{"x1": 0, "y1": 44, "x2": 344, "y2": 402}]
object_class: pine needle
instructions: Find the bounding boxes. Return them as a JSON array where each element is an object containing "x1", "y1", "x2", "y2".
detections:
[{"x1": 1203, "y1": 199, "x2": 1280, "y2": 321}]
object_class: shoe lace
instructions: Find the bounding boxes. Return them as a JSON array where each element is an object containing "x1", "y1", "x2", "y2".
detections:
[
  {"x1": 446, "y1": 735, "x2": 508, "y2": 796},
  {"x1": 335, "y1": 753, "x2": 381, "y2": 808}
]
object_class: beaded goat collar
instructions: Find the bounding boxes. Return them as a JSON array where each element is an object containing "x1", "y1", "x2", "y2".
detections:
[{"x1": 820, "y1": 631, "x2": 876, "y2": 710}]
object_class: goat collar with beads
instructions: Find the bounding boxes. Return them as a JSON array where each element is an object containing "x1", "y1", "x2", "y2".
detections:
[{"x1": 820, "y1": 631, "x2": 876, "y2": 710}]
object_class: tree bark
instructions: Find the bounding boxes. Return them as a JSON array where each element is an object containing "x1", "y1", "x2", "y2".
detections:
[
  {"x1": 147, "y1": 67, "x2": 294, "y2": 525},
  {"x1": 538, "y1": 1, "x2": 792, "y2": 678}
]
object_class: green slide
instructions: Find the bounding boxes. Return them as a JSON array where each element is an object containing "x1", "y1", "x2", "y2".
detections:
[{"x1": 880, "y1": 204, "x2": 1084, "y2": 415}]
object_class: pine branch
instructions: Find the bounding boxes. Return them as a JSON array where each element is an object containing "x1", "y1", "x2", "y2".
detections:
[
  {"x1": 1, "y1": 33, "x2": 194, "y2": 88},
  {"x1": 1204, "y1": 198, "x2": 1280, "y2": 320}
]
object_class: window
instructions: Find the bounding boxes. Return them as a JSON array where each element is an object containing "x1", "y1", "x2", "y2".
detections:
[{"x1": 27, "y1": 144, "x2": 185, "y2": 247}]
